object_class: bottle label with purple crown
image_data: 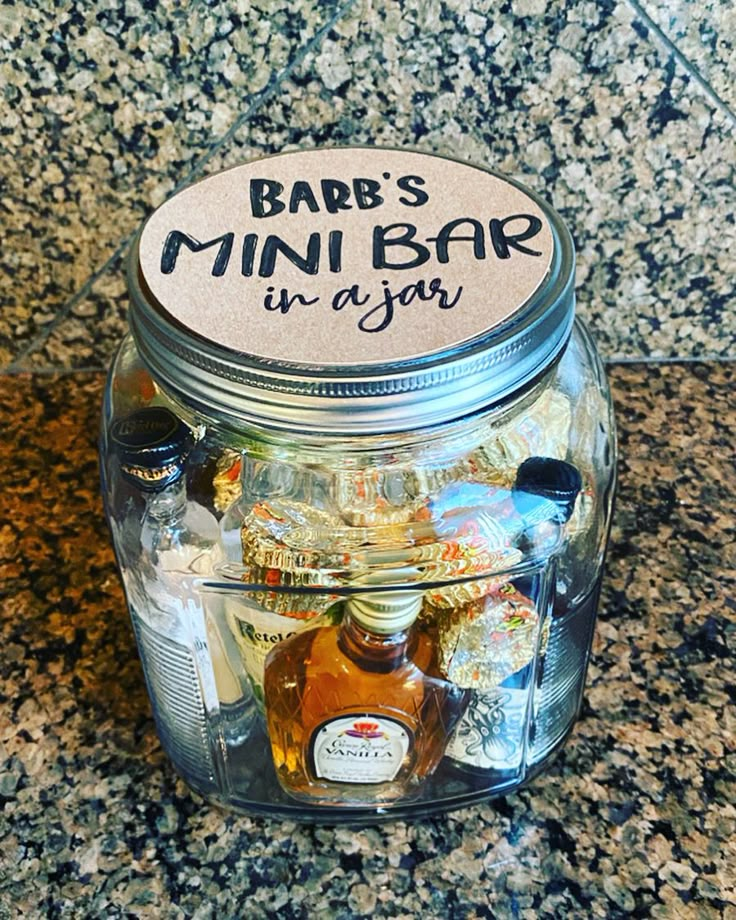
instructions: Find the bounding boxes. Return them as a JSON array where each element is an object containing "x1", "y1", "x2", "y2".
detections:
[{"x1": 310, "y1": 714, "x2": 412, "y2": 783}]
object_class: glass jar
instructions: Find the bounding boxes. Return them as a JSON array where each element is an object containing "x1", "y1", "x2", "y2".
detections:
[{"x1": 100, "y1": 148, "x2": 616, "y2": 821}]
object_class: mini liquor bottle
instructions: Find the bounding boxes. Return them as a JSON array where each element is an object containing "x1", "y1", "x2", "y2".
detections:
[
  {"x1": 217, "y1": 456, "x2": 337, "y2": 707},
  {"x1": 440, "y1": 458, "x2": 583, "y2": 776},
  {"x1": 111, "y1": 407, "x2": 253, "y2": 775},
  {"x1": 263, "y1": 587, "x2": 467, "y2": 806}
]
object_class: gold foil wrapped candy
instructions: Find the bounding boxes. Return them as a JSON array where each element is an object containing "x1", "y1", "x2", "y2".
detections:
[
  {"x1": 239, "y1": 498, "x2": 368, "y2": 613},
  {"x1": 241, "y1": 500, "x2": 354, "y2": 570},
  {"x1": 434, "y1": 584, "x2": 541, "y2": 689},
  {"x1": 334, "y1": 467, "x2": 422, "y2": 527},
  {"x1": 413, "y1": 387, "x2": 572, "y2": 495},
  {"x1": 419, "y1": 481, "x2": 523, "y2": 607},
  {"x1": 240, "y1": 565, "x2": 337, "y2": 620},
  {"x1": 213, "y1": 450, "x2": 243, "y2": 512},
  {"x1": 470, "y1": 387, "x2": 572, "y2": 487}
]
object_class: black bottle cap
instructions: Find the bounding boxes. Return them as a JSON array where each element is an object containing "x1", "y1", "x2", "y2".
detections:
[
  {"x1": 512, "y1": 457, "x2": 583, "y2": 524},
  {"x1": 110, "y1": 406, "x2": 194, "y2": 492}
]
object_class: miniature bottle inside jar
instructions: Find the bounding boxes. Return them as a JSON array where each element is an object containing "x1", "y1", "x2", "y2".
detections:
[{"x1": 263, "y1": 591, "x2": 468, "y2": 806}]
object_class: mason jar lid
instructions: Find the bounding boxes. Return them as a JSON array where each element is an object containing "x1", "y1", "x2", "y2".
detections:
[{"x1": 128, "y1": 147, "x2": 575, "y2": 434}]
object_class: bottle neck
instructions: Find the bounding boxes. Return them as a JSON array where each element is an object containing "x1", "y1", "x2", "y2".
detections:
[
  {"x1": 339, "y1": 610, "x2": 412, "y2": 665},
  {"x1": 147, "y1": 475, "x2": 187, "y2": 525},
  {"x1": 514, "y1": 493, "x2": 564, "y2": 529}
]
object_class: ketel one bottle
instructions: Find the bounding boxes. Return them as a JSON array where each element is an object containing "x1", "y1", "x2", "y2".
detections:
[{"x1": 262, "y1": 577, "x2": 468, "y2": 807}]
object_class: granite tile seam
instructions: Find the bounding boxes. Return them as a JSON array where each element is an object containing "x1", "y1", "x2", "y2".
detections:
[
  {"x1": 4, "y1": 0, "x2": 358, "y2": 375},
  {"x1": 624, "y1": 0, "x2": 736, "y2": 129},
  {"x1": 14, "y1": 0, "x2": 736, "y2": 369}
]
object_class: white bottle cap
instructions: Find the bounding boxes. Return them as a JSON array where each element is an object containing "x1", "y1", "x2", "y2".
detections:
[{"x1": 346, "y1": 568, "x2": 423, "y2": 634}]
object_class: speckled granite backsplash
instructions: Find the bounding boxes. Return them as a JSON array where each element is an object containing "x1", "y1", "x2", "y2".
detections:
[
  {"x1": 2, "y1": 0, "x2": 734, "y2": 369},
  {"x1": 1, "y1": 1, "x2": 734, "y2": 917}
]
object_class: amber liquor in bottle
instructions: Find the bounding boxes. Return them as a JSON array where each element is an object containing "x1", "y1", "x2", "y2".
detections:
[{"x1": 263, "y1": 589, "x2": 467, "y2": 807}]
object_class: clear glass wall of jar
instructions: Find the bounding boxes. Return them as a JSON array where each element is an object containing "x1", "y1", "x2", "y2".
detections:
[{"x1": 100, "y1": 316, "x2": 615, "y2": 821}]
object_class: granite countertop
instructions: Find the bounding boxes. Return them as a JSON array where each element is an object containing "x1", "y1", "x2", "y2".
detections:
[
  {"x1": 1, "y1": 0, "x2": 735, "y2": 917},
  {"x1": 2, "y1": 364, "x2": 734, "y2": 918}
]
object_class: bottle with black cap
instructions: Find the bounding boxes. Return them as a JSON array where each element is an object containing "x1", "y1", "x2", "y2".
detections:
[
  {"x1": 441, "y1": 457, "x2": 582, "y2": 777},
  {"x1": 110, "y1": 406, "x2": 215, "y2": 578},
  {"x1": 111, "y1": 407, "x2": 253, "y2": 782},
  {"x1": 510, "y1": 456, "x2": 583, "y2": 556},
  {"x1": 425, "y1": 455, "x2": 582, "y2": 573}
]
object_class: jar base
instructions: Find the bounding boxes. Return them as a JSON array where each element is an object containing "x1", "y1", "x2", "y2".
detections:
[{"x1": 187, "y1": 718, "x2": 579, "y2": 825}]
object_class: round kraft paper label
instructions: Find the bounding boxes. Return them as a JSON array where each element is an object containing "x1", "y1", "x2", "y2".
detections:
[
  {"x1": 310, "y1": 714, "x2": 412, "y2": 784},
  {"x1": 138, "y1": 148, "x2": 554, "y2": 366}
]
